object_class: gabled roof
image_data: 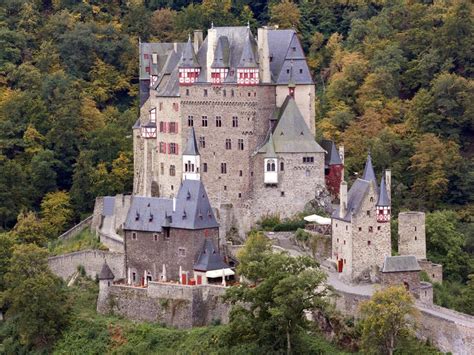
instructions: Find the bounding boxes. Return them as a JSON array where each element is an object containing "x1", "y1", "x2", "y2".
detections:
[
  {"x1": 211, "y1": 36, "x2": 230, "y2": 68},
  {"x1": 377, "y1": 175, "x2": 390, "y2": 207},
  {"x1": 237, "y1": 29, "x2": 258, "y2": 68},
  {"x1": 332, "y1": 178, "x2": 371, "y2": 222},
  {"x1": 362, "y1": 153, "x2": 376, "y2": 184},
  {"x1": 183, "y1": 127, "x2": 199, "y2": 156},
  {"x1": 194, "y1": 239, "x2": 229, "y2": 271},
  {"x1": 98, "y1": 262, "x2": 114, "y2": 280},
  {"x1": 170, "y1": 180, "x2": 219, "y2": 230},
  {"x1": 179, "y1": 36, "x2": 200, "y2": 68},
  {"x1": 263, "y1": 96, "x2": 324, "y2": 154},
  {"x1": 321, "y1": 140, "x2": 342, "y2": 167},
  {"x1": 382, "y1": 256, "x2": 421, "y2": 273}
]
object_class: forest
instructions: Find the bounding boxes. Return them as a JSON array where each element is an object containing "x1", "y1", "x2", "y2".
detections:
[{"x1": 0, "y1": 0, "x2": 472, "y2": 352}]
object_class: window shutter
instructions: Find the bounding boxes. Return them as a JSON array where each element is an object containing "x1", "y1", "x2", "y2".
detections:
[
  {"x1": 176, "y1": 144, "x2": 179, "y2": 155},
  {"x1": 167, "y1": 143, "x2": 170, "y2": 154}
]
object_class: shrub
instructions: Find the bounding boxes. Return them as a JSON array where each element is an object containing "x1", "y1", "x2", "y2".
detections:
[
  {"x1": 273, "y1": 220, "x2": 306, "y2": 231},
  {"x1": 258, "y1": 213, "x2": 281, "y2": 230}
]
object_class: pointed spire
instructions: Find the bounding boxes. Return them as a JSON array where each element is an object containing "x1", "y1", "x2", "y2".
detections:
[
  {"x1": 183, "y1": 127, "x2": 199, "y2": 155},
  {"x1": 179, "y1": 35, "x2": 200, "y2": 68},
  {"x1": 98, "y1": 262, "x2": 114, "y2": 280},
  {"x1": 362, "y1": 151, "x2": 376, "y2": 183},
  {"x1": 377, "y1": 175, "x2": 390, "y2": 207},
  {"x1": 238, "y1": 28, "x2": 258, "y2": 68}
]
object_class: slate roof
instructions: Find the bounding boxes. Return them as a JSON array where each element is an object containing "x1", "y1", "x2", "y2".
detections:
[
  {"x1": 362, "y1": 153, "x2": 377, "y2": 184},
  {"x1": 123, "y1": 180, "x2": 218, "y2": 232},
  {"x1": 171, "y1": 179, "x2": 219, "y2": 230},
  {"x1": 179, "y1": 36, "x2": 200, "y2": 68},
  {"x1": 103, "y1": 197, "x2": 115, "y2": 216},
  {"x1": 382, "y1": 256, "x2": 421, "y2": 273},
  {"x1": 259, "y1": 96, "x2": 324, "y2": 154},
  {"x1": 98, "y1": 262, "x2": 114, "y2": 280},
  {"x1": 183, "y1": 127, "x2": 199, "y2": 156},
  {"x1": 332, "y1": 178, "x2": 371, "y2": 222},
  {"x1": 321, "y1": 140, "x2": 342, "y2": 167},
  {"x1": 124, "y1": 196, "x2": 173, "y2": 232},
  {"x1": 211, "y1": 36, "x2": 230, "y2": 68},
  {"x1": 377, "y1": 175, "x2": 390, "y2": 207},
  {"x1": 237, "y1": 28, "x2": 258, "y2": 68},
  {"x1": 193, "y1": 238, "x2": 229, "y2": 271}
]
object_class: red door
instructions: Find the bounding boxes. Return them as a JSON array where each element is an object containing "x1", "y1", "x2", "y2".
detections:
[
  {"x1": 181, "y1": 273, "x2": 187, "y2": 285},
  {"x1": 338, "y1": 259, "x2": 344, "y2": 273},
  {"x1": 197, "y1": 275, "x2": 202, "y2": 285}
]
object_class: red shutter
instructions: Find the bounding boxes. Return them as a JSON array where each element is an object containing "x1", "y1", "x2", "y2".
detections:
[{"x1": 167, "y1": 143, "x2": 170, "y2": 154}]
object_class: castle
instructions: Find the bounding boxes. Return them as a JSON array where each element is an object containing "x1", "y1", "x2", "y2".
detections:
[{"x1": 134, "y1": 25, "x2": 332, "y2": 236}]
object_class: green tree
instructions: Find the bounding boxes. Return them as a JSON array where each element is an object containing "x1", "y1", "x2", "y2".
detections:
[
  {"x1": 9, "y1": 211, "x2": 47, "y2": 246},
  {"x1": 359, "y1": 286, "x2": 418, "y2": 355},
  {"x1": 426, "y1": 211, "x2": 471, "y2": 282},
  {"x1": 1, "y1": 244, "x2": 69, "y2": 350},
  {"x1": 225, "y1": 232, "x2": 332, "y2": 353}
]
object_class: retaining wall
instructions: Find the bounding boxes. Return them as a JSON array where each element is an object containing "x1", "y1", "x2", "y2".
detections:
[
  {"x1": 48, "y1": 250, "x2": 125, "y2": 281},
  {"x1": 333, "y1": 289, "x2": 474, "y2": 354},
  {"x1": 58, "y1": 216, "x2": 93, "y2": 240},
  {"x1": 103, "y1": 282, "x2": 229, "y2": 328}
]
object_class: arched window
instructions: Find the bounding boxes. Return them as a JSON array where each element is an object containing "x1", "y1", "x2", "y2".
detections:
[
  {"x1": 266, "y1": 162, "x2": 271, "y2": 171},
  {"x1": 280, "y1": 161, "x2": 284, "y2": 171},
  {"x1": 271, "y1": 162, "x2": 276, "y2": 171}
]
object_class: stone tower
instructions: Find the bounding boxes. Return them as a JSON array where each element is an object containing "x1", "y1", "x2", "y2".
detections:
[
  {"x1": 97, "y1": 262, "x2": 114, "y2": 314},
  {"x1": 182, "y1": 127, "x2": 200, "y2": 181},
  {"x1": 398, "y1": 211, "x2": 426, "y2": 260}
]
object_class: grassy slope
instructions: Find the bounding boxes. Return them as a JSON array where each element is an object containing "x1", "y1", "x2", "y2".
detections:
[
  {"x1": 54, "y1": 277, "x2": 347, "y2": 354},
  {"x1": 48, "y1": 229, "x2": 108, "y2": 256}
]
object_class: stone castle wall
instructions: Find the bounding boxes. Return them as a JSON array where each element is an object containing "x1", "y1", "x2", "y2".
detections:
[
  {"x1": 333, "y1": 289, "x2": 474, "y2": 355},
  {"x1": 398, "y1": 212, "x2": 426, "y2": 260},
  {"x1": 419, "y1": 260, "x2": 443, "y2": 284},
  {"x1": 102, "y1": 282, "x2": 229, "y2": 328},
  {"x1": 48, "y1": 250, "x2": 125, "y2": 281}
]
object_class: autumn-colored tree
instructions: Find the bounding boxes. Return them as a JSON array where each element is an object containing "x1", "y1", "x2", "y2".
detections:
[
  {"x1": 359, "y1": 286, "x2": 418, "y2": 355},
  {"x1": 10, "y1": 211, "x2": 48, "y2": 246},
  {"x1": 269, "y1": 0, "x2": 301, "y2": 30},
  {"x1": 40, "y1": 191, "x2": 73, "y2": 239},
  {"x1": 150, "y1": 8, "x2": 178, "y2": 42},
  {"x1": 409, "y1": 134, "x2": 461, "y2": 205}
]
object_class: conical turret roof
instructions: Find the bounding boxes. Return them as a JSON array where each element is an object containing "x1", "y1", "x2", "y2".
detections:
[
  {"x1": 98, "y1": 262, "x2": 114, "y2": 280},
  {"x1": 183, "y1": 127, "x2": 199, "y2": 156},
  {"x1": 193, "y1": 239, "x2": 229, "y2": 272},
  {"x1": 211, "y1": 36, "x2": 230, "y2": 68},
  {"x1": 362, "y1": 152, "x2": 376, "y2": 183},
  {"x1": 237, "y1": 29, "x2": 258, "y2": 68},
  {"x1": 179, "y1": 35, "x2": 200, "y2": 68},
  {"x1": 377, "y1": 175, "x2": 390, "y2": 207}
]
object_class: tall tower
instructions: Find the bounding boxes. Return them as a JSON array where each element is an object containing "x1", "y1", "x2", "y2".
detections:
[
  {"x1": 398, "y1": 212, "x2": 426, "y2": 260},
  {"x1": 97, "y1": 262, "x2": 114, "y2": 314},
  {"x1": 182, "y1": 128, "x2": 200, "y2": 181},
  {"x1": 376, "y1": 174, "x2": 391, "y2": 223}
]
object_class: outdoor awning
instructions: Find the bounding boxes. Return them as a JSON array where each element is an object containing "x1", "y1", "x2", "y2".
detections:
[
  {"x1": 303, "y1": 214, "x2": 331, "y2": 225},
  {"x1": 205, "y1": 268, "x2": 235, "y2": 278}
]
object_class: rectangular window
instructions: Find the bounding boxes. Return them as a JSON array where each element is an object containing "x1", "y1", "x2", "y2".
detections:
[
  {"x1": 159, "y1": 121, "x2": 166, "y2": 133},
  {"x1": 159, "y1": 142, "x2": 166, "y2": 153},
  {"x1": 221, "y1": 163, "x2": 227, "y2": 174},
  {"x1": 178, "y1": 248, "x2": 186, "y2": 257},
  {"x1": 199, "y1": 136, "x2": 205, "y2": 148},
  {"x1": 203, "y1": 89, "x2": 208, "y2": 97},
  {"x1": 132, "y1": 232, "x2": 137, "y2": 240},
  {"x1": 169, "y1": 122, "x2": 178, "y2": 134},
  {"x1": 281, "y1": 191, "x2": 285, "y2": 197},
  {"x1": 369, "y1": 226, "x2": 373, "y2": 232},
  {"x1": 203, "y1": 163, "x2": 207, "y2": 172},
  {"x1": 159, "y1": 102, "x2": 163, "y2": 111},
  {"x1": 186, "y1": 89, "x2": 189, "y2": 96},
  {"x1": 239, "y1": 170, "x2": 242, "y2": 177},
  {"x1": 172, "y1": 102, "x2": 179, "y2": 112},
  {"x1": 154, "y1": 234, "x2": 158, "y2": 241},
  {"x1": 303, "y1": 156, "x2": 314, "y2": 164},
  {"x1": 280, "y1": 161, "x2": 284, "y2": 171},
  {"x1": 368, "y1": 240, "x2": 371, "y2": 245},
  {"x1": 149, "y1": 108, "x2": 156, "y2": 123},
  {"x1": 169, "y1": 165, "x2": 176, "y2": 176},
  {"x1": 232, "y1": 116, "x2": 238, "y2": 127},
  {"x1": 160, "y1": 163, "x2": 164, "y2": 175},
  {"x1": 188, "y1": 115, "x2": 194, "y2": 127},
  {"x1": 202, "y1": 116, "x2": 208, "y2": 127},
  {"x1": 215, "y1": 116, "x2": 222, "y2": 127},
  {"x1": 223, "y1": 89, "x2": 226, "y2": 97},
  {"x1": 366, "y1": 210, "x2": 370, "y2": 216},
  {"x1": 238, "y1": 139, "x2": 244, "y2": 150},
  {"x1": 225, "y1": 139, "x2": 232, "y2": 150},
  {"x1": 132, "y1": 272, "x2": 136, "y2": 282},
  {"x1": 168, "y1": 143, "x2": 178, "y2": 155}
]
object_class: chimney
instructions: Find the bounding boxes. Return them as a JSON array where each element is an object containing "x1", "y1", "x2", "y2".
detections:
[
  {"x1": 340, "y1": 181, "x2": 347, "y2": 218},
  {"x1": 193, "y1": 30, "x2": 203, "y2": 53},
  {"x1": 257, "y1": 27, "x2": 271, "y2": 83},
  {"x1": 385, "y1": 169, "x2": 391, "y2": 202},
  {"x1": 338, "y1": 145, "x2": 345, "y2": 181},
  {"x1": 206, "y1": 27, "x2": 217, "y2": 82},
  {"x1": 173, "y1": 197, "x2": 177, "y2": 212}
]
